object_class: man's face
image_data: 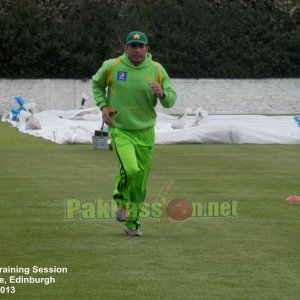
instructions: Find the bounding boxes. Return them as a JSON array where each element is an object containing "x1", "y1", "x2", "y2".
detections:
[{"x1": 125, "y1": 43, "x2": 149, "y2": 65}]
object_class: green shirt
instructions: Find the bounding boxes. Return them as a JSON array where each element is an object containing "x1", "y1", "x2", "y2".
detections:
[{"x1": 92, "y1": 53, "x2": 176, "y2": 130}]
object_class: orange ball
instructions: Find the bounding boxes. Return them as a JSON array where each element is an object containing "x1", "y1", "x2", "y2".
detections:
[{"x1": 166, "y1": 199, "x2": 193, "y2": 221}]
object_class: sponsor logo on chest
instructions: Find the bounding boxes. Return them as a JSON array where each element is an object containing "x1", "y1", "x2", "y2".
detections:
[{"x1": 117, "y1": 71, "x2": 127, "y2": 81}]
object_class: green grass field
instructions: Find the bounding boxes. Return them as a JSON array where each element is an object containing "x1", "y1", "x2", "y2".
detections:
[{"x1": 1, "y1": 121, "x2": 300, "y2": 300}]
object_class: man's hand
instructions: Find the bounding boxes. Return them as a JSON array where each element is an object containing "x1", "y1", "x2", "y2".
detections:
[
  {"x1": 149, "y1": 82, "x2": 164, "y2": 98},
  {"x1": 101, "y1": 105, "x2": 117, "y2": 125}
]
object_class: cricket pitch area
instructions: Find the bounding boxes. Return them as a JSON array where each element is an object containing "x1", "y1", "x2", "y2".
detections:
[{"x1": 1, "y1": 121, "x2": 300, "y2": 299}]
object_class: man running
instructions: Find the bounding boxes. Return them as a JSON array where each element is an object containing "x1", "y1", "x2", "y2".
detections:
[{"x1": 92, "y1": 31, "x2": 176, "y2": 236}]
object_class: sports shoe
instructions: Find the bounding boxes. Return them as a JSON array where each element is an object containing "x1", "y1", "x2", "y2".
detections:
[
  {"x1": 123, "y1": 227, "x2": 142, "y2": 237},
  {"x1": 116, "y1": 207, "x2": 127, "y2": 222}
]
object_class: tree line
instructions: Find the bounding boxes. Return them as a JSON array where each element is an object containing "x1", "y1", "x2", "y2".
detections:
[{"x1": 0, "y1": 0, "x2": 299, "y2": 79}]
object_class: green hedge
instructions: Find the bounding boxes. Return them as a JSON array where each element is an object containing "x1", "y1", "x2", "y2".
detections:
[{"x1": 0, "y1": 0, "x2": 299, "y2": 78}]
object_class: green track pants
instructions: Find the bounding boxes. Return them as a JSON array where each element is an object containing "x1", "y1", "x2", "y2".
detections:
[{"x1": 110, "y1": 127, "x2": 155, "y2": 230}]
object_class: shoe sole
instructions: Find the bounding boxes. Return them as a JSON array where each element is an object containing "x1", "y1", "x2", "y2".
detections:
[
  {"x1": 123, "y1": 227, "x2": 142, "y2": 237},
  {"x1": 116, "y1": 208, "x2": 126, "y2": 222}
]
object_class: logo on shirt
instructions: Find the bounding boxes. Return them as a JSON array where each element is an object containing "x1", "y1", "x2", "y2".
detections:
[{"x1": 117, "y1": 71, "x2": 127, "y2": 81}]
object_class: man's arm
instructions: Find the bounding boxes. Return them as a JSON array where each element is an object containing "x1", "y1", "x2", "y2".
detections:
[
  {"x1": 92, "y1": 59, "x2": 118, "y2": 125},
  {"x1": 92, "y1": 60, "x2": 111, "y2": 110},
  {"x1": 156, "y1": 64, "x2": 177, "y2": 108}
]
